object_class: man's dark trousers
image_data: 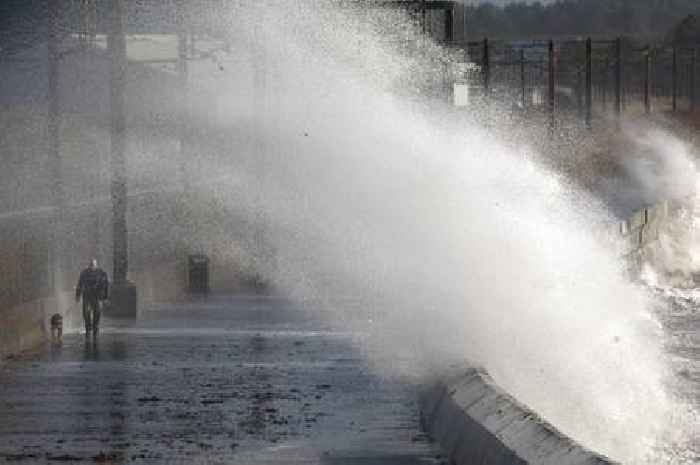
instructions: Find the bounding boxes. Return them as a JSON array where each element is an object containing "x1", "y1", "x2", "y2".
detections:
[{"x1": 83, "y1": 298, "x2": 101, "y2": 333}]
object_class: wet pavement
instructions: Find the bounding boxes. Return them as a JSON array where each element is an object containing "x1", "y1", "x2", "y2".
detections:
[{"x1": 0, "y1": 296, "x2": 446, "y2": 464}]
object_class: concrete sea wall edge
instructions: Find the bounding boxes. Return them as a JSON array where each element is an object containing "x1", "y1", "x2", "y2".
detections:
[{"x1": 417, "y1": 201, "x2": 684, "y2": 465}]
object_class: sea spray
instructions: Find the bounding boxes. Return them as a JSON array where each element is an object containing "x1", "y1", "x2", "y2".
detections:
[{"x1": 124, "y1": 1, "x2": 692, "y2": 462}]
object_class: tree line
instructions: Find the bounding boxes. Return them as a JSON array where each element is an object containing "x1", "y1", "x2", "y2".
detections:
[{"x1": 463, "y1": 0, "x2": 700, "y2": 41}]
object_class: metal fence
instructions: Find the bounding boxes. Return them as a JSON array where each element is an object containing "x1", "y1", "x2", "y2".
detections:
[{"x1": 455, "y1": 38, "x2": 700, "y2": 125}]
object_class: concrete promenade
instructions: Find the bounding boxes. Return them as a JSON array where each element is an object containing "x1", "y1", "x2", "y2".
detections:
[{"x1": 0, "y1": 296, "x2": 445, "y2": 464}]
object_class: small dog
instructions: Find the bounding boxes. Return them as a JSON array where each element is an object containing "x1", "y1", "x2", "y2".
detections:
[{"x1": 50, "y1": 313, "x2": 63, "y2": 342}]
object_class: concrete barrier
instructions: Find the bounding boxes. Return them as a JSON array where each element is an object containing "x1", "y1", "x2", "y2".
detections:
[
  {"x1": 418, "y1": 199, "x2": 681, "y2": 461},
  {"x1": 420, "y1": 369, "x2": 618, "y2": 465}
]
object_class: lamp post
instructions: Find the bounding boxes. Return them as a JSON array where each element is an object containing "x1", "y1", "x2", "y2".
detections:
[
  {"x1": 48, "y1": 0, "x2": 65, "y2": 295},
  {"x1": 108, "y1": 0, "x2": 137, "y2": 316}
]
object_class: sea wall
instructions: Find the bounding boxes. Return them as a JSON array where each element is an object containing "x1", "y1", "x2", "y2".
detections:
[{"x1": 420, "y1": 369, "x2": 618, "y2": 465}]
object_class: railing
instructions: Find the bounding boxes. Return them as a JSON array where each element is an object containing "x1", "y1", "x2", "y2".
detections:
[{"x1": 450, "y1": 37, "x2": 700, "y2": 126}]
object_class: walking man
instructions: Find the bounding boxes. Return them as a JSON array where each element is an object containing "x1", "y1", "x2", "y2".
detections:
[{"x1": 76, "y1": 258, "x2": 109, "y2": 336}]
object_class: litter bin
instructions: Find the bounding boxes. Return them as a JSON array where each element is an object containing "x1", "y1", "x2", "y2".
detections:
[{"x1": 188, "y1": 254, "x2": 209, "y2": 294}]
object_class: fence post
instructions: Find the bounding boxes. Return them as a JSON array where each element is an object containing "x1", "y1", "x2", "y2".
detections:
[
  {"x1": 520, "y1": 48, "x2": 526, "y2": 109},
  {"x1": 586, "y1": 37, "x2": 592, "y2": 127},
  {"x1": 691, "y1": 48, "x2": 696, "y2": 113},
  {"x1": 644, "y1": 45, "x2": 651, "y2": 114},
  {"x1": 548, "y1": 39, "x2": 555, "y2": 129},
  {"x1": 576, "y1": 64, "x2": 583, "y2": 118},
  {"x1": 672, "y1": 46, "x2": 678, "y2": 112},
  {"x1": 483, "y1": 38, "x2": 490, "y2": 99},
  {"x1": 615, "y1": 37, "x2": 622, "y2": 118},
  {"x1": 602, "y1": 57, "x2": 608, "y2": 110},
  {"x1": 444, "y1": 5, "x2": 453, "y2": 43}
]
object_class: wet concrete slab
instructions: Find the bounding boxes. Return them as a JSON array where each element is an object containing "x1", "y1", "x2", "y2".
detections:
[{"x1": 0, "y1": 296, "x2": 446, "y2": 464}]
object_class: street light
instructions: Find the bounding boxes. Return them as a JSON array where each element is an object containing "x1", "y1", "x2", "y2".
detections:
[{"x1": 107, "y1": 0, "x2": 137, "y2": 317}]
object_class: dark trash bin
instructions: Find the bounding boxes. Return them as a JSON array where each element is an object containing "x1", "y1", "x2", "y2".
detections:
[{"x1": 188, "y1": 254, "x2": 209, "y2": 294}]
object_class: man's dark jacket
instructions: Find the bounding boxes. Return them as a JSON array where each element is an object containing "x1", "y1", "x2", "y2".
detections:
[{"x1": 76, "y1": 268, "x2": 109, "y2": 301}]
